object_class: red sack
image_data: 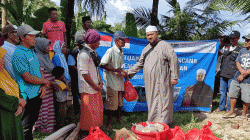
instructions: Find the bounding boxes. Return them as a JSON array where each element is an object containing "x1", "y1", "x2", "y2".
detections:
[
  {"x1": 185, "y1": 121, "x2": 222, "y2": 140},
  {"x1": 82, "y1": 127, "x2": 112, "y2": 140},
  {"x1": 124, "y1": 79, "x2": 137, "y2": 101}
]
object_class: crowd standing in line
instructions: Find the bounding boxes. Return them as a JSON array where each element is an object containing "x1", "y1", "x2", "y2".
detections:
[{"x1": 1, "y1": 6, "x2": 250, "y2": 140}]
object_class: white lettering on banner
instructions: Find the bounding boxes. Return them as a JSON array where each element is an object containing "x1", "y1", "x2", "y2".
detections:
[
  {"x1": 178, "y1": 58, "x2": 197, "y2": 64},
  {"x1": 132, "y1": 75, "x2": 144, "y2": 79},
  {"x1": 179, "y1": 66, "x2": 188, "y2": 71},
  {"x1": 124, "y1": 55, "x2": 140, "y2": 61},
  {"x1": 122, "y1": 63, "x2": 136, "y2": 69},
  {"x1": 100, "y1": 41, "x2": 111, "y2": 47}
]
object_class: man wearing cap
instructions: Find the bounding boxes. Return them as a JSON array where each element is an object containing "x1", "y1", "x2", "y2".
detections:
[
  {"x1": 218, "y1": 31, "x2": 243, "y2": 113},
  {"x1": 1, "y1": 24, "x2": 19, "y2": 80},
  {"x1": 224, "y1": 34, "x2": 250, "y2": 119},
  {"x1": 99, "y1": 31, "x2": 127, "y2": 130},
  {"x1": 12, "y1": 24, "x2": 50, "y2": 140},
  {"x1": 123, "y1": 25, "x2": 179, "y2": 125},
  {"x1": 74, "y1": 16, "x2": 92, "y2": 42},
  {"x1": 42, "y1": 7, "x2": 67, "y2": 60}
]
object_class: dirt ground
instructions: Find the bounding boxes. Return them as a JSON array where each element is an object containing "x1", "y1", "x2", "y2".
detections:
[{"x1": 193, "y1": 108, "x2": 250, "y2": 140}]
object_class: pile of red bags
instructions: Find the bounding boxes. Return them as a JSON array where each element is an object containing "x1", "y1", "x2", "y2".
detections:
[{"x1": 83, "y1": 121, "x2": 221, "y2": 140}]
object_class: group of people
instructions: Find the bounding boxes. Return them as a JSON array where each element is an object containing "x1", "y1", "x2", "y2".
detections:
[
  {"x1": 0, "y1": 6, "x2": 180, "y2": 140},
  {"x1": 215, "y1": 31, "x2": 250, "y2": 119},
  {"x1": 0, "y1": 7, "x2": 78, "y2": 140}
]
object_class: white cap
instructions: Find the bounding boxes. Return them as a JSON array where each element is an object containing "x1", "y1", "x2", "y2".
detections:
[
  {"x1": 146, "y1": 25, "x2": 158, "y2": 33},
  {"x1": 197, "y1": 69, "x2": 206, "y2": 75}
]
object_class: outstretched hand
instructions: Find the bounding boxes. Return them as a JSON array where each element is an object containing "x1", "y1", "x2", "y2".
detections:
[{"x1": 171, "y1": 79, "x2": 178, "y2": 85}]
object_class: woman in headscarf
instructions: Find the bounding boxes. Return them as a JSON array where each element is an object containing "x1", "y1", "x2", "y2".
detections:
[
  {"x1": 52, "y1": 41, "x2": 71, "y2": 83},
  {"x1": 33, "y1": 37, "x2": 60, "y2": 132},
  {"x1": 77, "y1": 29, "x2": 103, "y2": 133},
  {"x1": 0, "y1": 47, "x2": 26, "y2": 140}
]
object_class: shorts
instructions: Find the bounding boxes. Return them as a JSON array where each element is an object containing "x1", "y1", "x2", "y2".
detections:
[
  {"x1": 229, "y1": 80, "x2": 250, "y2": 103},
  {"x1": 105, "y1": 87, "x2": 124, "y2": 110}
]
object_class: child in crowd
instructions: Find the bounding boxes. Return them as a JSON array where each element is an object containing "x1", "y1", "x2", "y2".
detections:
[{"x1": 52, "y1": 66, "x2": 71, "y2": 129}]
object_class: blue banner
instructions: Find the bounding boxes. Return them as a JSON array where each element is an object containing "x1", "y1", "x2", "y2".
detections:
[{"x1": 97, "y1": 31, "x2": 219, "y2": 112}]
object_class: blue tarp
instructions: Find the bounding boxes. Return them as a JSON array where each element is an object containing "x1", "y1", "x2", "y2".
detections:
[{"x1": 97, "y1": 31, "x2": 219, "y2": 112}]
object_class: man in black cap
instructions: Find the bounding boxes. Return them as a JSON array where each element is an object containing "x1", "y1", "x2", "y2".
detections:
[
  {"x1": 217, "y1": 31, "x2": 243, "y2": 113},
  {"x1": 72, "y1": 16, "x2": 92, "y2": 61},
  {"x1": 74, "y1": 16, "x2": 91, "y2": 43}
]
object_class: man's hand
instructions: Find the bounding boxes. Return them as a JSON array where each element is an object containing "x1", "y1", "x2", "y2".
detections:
[
  {"x1": 15, "y1": 106, "x2": 23, "y2": 116},
  {"x1": 121, "y1": 70, "x2": 128, "y2": 78},
  {"x1": 240, "y1": 70, "x2": 248, "y2": 78},
  {"x1": 237, "y1": 75, "x2": 244, "y2": 82},
  {"x1": 39, "y1": 85, "x2": 47, "y2": 98},
  {"x1": 18, "y1": 98, "x2": 27, "y2": 107},
  {"x1": 171, "y1": 79, "x2": 178, "y2": 85}
]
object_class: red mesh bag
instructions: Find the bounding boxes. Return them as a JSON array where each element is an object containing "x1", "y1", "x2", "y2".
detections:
[
  {"x1": 124, "y1": 79, "x2": 137, "y2": 101},
  {"x1": 82, "y1": 127, "x2": 112, "y2": 140},
  {"x1": 185, "y1": 121, "x2": 222, "y2": 140},
  {"x1": 167, "y1": 126, "x2": 186, "y2": 140}
]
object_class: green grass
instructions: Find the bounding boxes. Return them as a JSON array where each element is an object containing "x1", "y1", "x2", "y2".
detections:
[
  {"x1": 34, "y1": 111, "x2": 221, "y2": 139},
  {"x1": 34, "y1": 95, "x2": 224, "y2": 139}
]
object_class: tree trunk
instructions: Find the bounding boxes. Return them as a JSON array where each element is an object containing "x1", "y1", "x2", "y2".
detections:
[
  {"x1": 1, "y1": 0, "x2": 7, "y2": 28},
  {"x1": 61, "y1": 0, "x2": 75, "y2": 48},
  {"x1": 151, "y1": 0, "x2": 159, "y2": 26}
]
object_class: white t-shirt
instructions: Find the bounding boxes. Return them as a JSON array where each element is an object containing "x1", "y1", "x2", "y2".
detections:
[{"x1": 100, "y1": 45, "x2": 124, "y2": 91}]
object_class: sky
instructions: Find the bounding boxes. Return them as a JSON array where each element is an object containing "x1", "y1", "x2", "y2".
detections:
[{"x1": 51, "y1": 0, "x2": 250, "y2": 42}]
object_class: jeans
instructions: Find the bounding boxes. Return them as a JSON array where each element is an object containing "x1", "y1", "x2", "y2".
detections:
[
  {"x1": 219, "y1": 77, "x2": 232, "y2": 111},
  {"x1": 21, "y1": 95, "x2": 42, "y2": 140}
]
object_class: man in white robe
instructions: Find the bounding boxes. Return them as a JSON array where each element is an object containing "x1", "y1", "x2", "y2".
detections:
[{"x1": 123, "y1": 25, "x2": 179, "y2": 125}]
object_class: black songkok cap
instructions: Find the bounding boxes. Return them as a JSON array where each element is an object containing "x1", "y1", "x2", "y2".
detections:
[{"x1": 82, "y1": 16, "x2": 91, "y2": 23}]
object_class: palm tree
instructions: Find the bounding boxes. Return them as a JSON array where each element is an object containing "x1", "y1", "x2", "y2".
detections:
[
  {"x1": 1, "y1": 0, "x2": 7, "y2": 28},
  {"x1": 151, "y1": 0, "x2": 159, "y2": 26},
  {"x1": 131, "y1": 0, "x2": 234, "y2": 40}
]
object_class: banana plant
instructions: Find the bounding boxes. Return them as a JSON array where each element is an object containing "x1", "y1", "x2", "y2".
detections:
[{"x1": 0, "y1": 0, "x2": 23, "y2": 26}]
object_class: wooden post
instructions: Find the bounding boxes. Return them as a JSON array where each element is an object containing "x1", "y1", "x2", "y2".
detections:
[{"x1": 1, "y1": 0, "x2": 7, "y2": 28}]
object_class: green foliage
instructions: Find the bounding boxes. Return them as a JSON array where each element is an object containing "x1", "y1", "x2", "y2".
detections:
[
  {"x1": 26, "y1": 6, "x2": 50, "y2": 31},
  {"x1": 161, "y1": 11, "x2": 194, "y2": 41},
  {"x1": 137, "y1": 29, "x2": 146, "y2": 39},
  {"x1": 0, "y1": 0, "x2": 23, "y2": 25},
  {"x1": 0, "y1": 0, "x2": 56, "y2": 26},
  {"x1": 125, "y1": 13, "x2": 137, "y2": 38},
  {"x1": 91, "y1": 19, "x2": 114, "y2": 34},
  {"x1": 111, "y1": 22, "x2": 125, "y2": 33}
]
